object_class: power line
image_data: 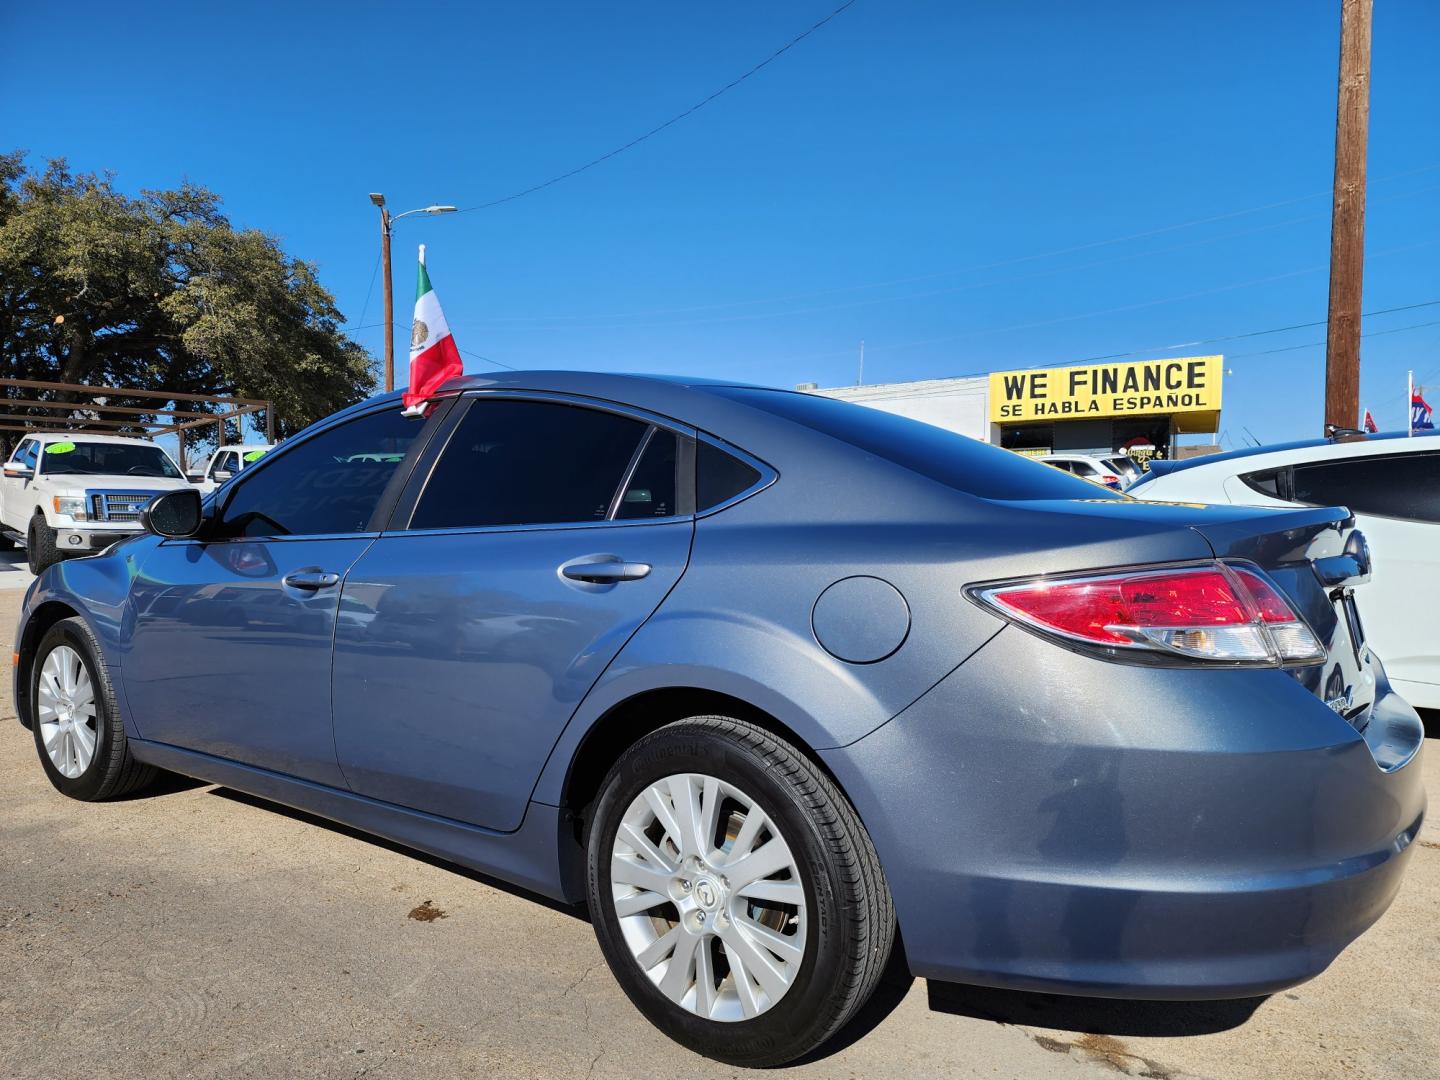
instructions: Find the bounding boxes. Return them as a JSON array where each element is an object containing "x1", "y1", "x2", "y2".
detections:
[
  {"x1": 454, "y1": 1, "x2": 858, "y2": 215},
  {"x1": 458, "y1": 347, "x2": 516, "y2": 371},
  {"x1": 349, "y1": 252, "x2": 382, "y2": 331},
  {"x1": 1228, "y1": 317, "x2": 1440, "y2": 359},
  {"x1": 471, "y1": 166, "x2": 1440, "y2": 324}
]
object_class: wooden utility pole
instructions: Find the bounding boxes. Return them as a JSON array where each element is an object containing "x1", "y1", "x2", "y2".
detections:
[
  {"x1": 370, "y1": 193, "x2": 395, "y2": 392},
  {"x1": 1323, "y1": 0, "x2": 1372, "y2": 433}
]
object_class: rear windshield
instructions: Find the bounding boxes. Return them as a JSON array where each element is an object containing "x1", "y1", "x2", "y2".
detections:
[
  {"x1": 712, "y1": 388, "x2": 1123, "y2": 501},
  {"x1": 39, "y1": 441, "x2": 182, "y2": 479}
]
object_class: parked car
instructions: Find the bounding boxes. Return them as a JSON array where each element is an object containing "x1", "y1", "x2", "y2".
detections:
[
  {"x1": 1038, "y1": 452, "x2": 1134, "y2": 490},
  {"x1": 188, "y1": 443, "x2": 274, "y2": 493},
  {"x1": 1130, "y1": 430, "x2": 1440, "y2": 709},
  {"x1": 13, "y1": 373, "x2": 1424, "y2": 1067},
  {"x1": 0, "y1": 432, "x2": 189, "y2": 573}
]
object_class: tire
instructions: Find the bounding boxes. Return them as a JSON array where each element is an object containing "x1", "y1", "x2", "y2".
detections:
[
  {"x1": 26, "y1": 513, "x2": 60, "y2": 575},
  {"x1": 586, "y1": 716, "x2": 895, "y2": 1067},
  {"x1": 31, "y1": 616, "x2": 157, "y2": 801}
]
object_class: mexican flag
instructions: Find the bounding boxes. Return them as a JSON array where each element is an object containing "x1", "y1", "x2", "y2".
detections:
[{"x1": 402, "y1": 245, "x2": 463, "y2": 415}]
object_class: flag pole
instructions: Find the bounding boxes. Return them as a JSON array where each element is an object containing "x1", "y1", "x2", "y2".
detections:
[{"x1": 1408, "y1": 369, "x2": 1414, "y2": 437}]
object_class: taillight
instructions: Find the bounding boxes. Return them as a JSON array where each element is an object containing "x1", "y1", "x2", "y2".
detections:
[
  {"x1": 971, "y1": 562, "x2": 1325, "y2": 666},
  {"x1": 1100, "y1": 474, "x2": 1121, "y2": 487}
]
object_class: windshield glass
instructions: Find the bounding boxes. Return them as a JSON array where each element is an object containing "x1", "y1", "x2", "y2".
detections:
[
  {"x1": 39, "y1": 441, "x2": 182, "y2": 479},
  {"x1": 712, "y1": 387, "x2": 1125, "y2": 502}
]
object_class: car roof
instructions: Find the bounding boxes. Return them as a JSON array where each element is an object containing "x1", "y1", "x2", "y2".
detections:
[
  {"x1": 24, "y1": 432, "x2": 157, "y2": 446},
  {"x1": 215, "y1": 443, "x2": 274, "y2": 452},
  {"x1": 1138, "y1": 428, "x2": 1440, "y2": 483}
]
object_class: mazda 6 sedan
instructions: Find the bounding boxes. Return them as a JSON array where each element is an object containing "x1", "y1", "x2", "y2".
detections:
[{"x1": 13, "y1": 372, "x2": 1426, "y2": 1066}]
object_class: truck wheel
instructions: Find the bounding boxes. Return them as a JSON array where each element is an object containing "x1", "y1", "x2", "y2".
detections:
[
  {"x1": 26, "y1": 514, "x2": 60, "y2": 575},
  {"x1": 31, "y1": 616, "x2": 157, "y2": 800}
]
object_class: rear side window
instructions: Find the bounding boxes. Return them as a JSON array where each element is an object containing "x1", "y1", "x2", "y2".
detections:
[
  {"x1": 1290, "y1": 451, "x2": 1440, "y2": 523},
  {"x1": 713, "y1": 387, "x2": 1120, "y2": 502},
  {"x1": 1239, "y1": 467, "x2": 1285, "y2": 498},
  {"x1": 411, "y1": 399, "x2": 648, "y2": 530},
  {"x1": 697, "y1": 440, "x2": 762, "y2": 511},
  {"x1": 615, "y1": 429, "x2": 678, "y2": 520}
]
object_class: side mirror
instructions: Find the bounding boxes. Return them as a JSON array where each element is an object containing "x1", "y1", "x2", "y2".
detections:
[
  {"x1": 186, "y1": 473, "x2": 205, "y2": 484},
  {"x1": 3, "y1": 464, "x2": 33, "y2": 479},
  {"x1": 142, "y1": 488, "x2": 204, "y2": 539},
  {"x1": 212, "y1": 469, "x2": 233, "y2": 483}
]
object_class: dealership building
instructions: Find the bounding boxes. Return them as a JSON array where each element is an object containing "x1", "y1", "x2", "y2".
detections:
[{"x1": 806, "y1": 355, "x2": 1223, "y2": 460}]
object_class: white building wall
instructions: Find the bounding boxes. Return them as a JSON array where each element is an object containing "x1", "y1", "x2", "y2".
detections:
[{"x1": 809, "y1": 377, "x2": 991, "y2": 442}]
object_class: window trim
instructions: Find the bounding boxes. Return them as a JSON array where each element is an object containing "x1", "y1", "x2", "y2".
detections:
[{"x1": 389, "y1": 390, "x2": 699, "y2": 536}]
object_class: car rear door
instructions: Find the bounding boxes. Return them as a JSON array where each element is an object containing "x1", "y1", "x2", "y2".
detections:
[
  {"x1": 122, "y1": 404, "x2": 436, "y2": 785},
  {"x1": 331, "y1": 393, "x2": 695, "y2": 832}
]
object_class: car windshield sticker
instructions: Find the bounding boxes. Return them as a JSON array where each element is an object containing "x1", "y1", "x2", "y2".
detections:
[
  {"x1": 44, "y1": 441, "x2": 77, "y2": 455},
  {"x1": 243, "y1": 449, "x2": 267, "y2": 462}
]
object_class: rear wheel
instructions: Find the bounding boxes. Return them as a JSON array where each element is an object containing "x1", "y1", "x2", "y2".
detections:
[
  {"x1": 31, "y1": 617, "x2": 156, "y2": 800},
  {"x1": 586, "y1": 716, "x2": 894, "y2": 1067},
  {"x1": 26, "y1": 513, "x2": 59, "y2": 575}
]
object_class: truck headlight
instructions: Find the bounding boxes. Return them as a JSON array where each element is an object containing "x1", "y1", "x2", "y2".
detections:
[{"x1": 53, "y1": 495, "x2": 87, "y2": 520}]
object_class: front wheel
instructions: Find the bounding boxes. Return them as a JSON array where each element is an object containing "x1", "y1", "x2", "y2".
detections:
[
  {"x1": 586, "y1": 716, "x2": 895, "y2": 1067},
  {"x1": 26, "y1": 514, "x2": 59, "y2": 575},
  {"x1": 31, "y1": 617, "x2": 157, "y2": 800}
]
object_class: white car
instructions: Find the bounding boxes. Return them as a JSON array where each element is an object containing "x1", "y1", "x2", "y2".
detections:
[
  {"x1": 189, "y1": 443, "x2": 274, "y2": 494},
  {"x1": 0, "y1": 433, "x2": 190, "y2": 573},
  {"x1": 1130, "y1": 431, "x2": 1440, "y2": 709},
  {"x1": 1039, "y1": 453, "x2": 1140, "y2": 490}
]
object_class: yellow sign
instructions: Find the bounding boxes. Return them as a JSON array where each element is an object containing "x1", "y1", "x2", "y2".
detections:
[{"x1": 989, "y1": 355, "x2": 1222, "y2": 427}]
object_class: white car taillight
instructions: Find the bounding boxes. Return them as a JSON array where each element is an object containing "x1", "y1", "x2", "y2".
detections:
[{"x1": 971, "y1": 562, "x2": 1325, "y2": 666}]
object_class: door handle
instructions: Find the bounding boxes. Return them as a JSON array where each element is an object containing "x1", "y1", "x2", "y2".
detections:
[
  {"x1": 283, "y1": 570, "x2": 341, "y2": 591},
  {"x1": 560, "y1": 558, "x2": 652, "y2": 584}
]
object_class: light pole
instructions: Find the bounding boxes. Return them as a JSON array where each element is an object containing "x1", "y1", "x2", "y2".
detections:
[{"x1": 369, "y1": 194, "x2": 458, "y2": 392}]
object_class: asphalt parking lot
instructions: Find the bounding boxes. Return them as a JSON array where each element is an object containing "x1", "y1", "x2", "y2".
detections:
[{"x1": 1, "y1": 587, "x2": 1436, "y2": 1080}]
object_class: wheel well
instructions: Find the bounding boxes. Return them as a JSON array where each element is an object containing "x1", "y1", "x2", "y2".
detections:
[
  {"x1": 560, "y1": 687, "x2": 842, "y2": 838},
  {"x1": 14, "y1": 601, "x2": 79, "y2": 729}
]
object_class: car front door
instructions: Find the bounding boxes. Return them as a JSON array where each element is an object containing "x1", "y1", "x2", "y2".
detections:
[
  {"x1": 331, "y1": 394, "x2": 695, "y2": 831},
  {"x1": 122, "y1": 404, "x2": 435, "y2": 785},
  {"x1": 2, "y1": 438, "x2": 38, "y2": 528}
]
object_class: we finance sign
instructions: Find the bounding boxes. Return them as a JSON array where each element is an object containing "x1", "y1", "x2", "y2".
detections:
[{"x1": 989, "y1": 356, "x2": 1222, "y2": 423}]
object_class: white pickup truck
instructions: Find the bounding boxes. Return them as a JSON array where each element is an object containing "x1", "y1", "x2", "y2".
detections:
[{"x1": 0, "y1": 433, "x2": 190, "y2": 574}]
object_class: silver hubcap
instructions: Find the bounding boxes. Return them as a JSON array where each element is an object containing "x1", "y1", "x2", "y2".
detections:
[
  {"x1": 37, "y1": 645, "x2": 97, "y2": 779},
  {"x1": 610, "y1": 772, "x2": 807, "y2": 1022}
]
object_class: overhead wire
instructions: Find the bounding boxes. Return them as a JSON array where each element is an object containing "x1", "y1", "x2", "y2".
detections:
[{"x1": 453, "y1": 1, "x2": 858, "y2": 215}]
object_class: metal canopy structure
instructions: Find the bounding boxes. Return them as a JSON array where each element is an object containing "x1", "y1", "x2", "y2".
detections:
[{"x1": 0, "y1": 378, "x2": 272, "y2": 474}]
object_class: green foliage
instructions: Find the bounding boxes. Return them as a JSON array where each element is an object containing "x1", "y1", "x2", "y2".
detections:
[{"x1": 0, "y1": 151, "x2": 376, "y2": 443}]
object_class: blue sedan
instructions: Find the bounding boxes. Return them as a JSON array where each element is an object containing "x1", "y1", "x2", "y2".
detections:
[{"x1": 13, "y1": 372, "x2": 1425, "y2": 1066}]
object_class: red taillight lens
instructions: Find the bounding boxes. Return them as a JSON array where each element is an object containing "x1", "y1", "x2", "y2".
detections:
[
  {"x1": 1100, "y1": 474, "x2": 1121, "y2": 486},
  {"x1": 975, "y1": 563, "x2": 1324, "y2": 665}
]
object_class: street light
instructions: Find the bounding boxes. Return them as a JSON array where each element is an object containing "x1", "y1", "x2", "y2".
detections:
[{"x1": 369, "y1": 194, "x2": 458, "y2": 392}]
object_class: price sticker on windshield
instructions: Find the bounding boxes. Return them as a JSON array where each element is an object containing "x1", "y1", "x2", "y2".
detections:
[
  {"x1": 243, "y1": 449, "x2": 268, "y2": 462},
  {"x1": 44, "y1": 441, "x2": 77, "y2": 455}
]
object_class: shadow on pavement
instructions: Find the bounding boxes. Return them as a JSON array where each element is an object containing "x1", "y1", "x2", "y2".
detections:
[
  {"x1": 208, "y1": 786, "x2": 589, "y2": 921},
  {"x1": 1420, "y1": 708, "x2": 1438, "y2": 740},
  {"x1": 926, "y1": 980, "x2": 1264, "y2": 1036}
]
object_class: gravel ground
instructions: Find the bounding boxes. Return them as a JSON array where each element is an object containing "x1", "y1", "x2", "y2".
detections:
[{"x1": 0, "y1": 587, "x2": 1436, "y2": 1079}]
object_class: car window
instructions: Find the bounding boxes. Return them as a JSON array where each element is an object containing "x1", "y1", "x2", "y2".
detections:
[
  {"x1": 1290, "y1": 451, "x2": 1440, "y2": 524},
  {"x1": 410, "y1": 399, "x2": 648, "y2": 530},
  {"x1": 697, "y1": 439, "x2": 762, "y2": 511},
  {"x1": 208, "y1": 452, "x2": 232, "y2": 480},
  {"x1": 213, "y1": 408, "x2": 422, "y2": 538},
  {"x1": 1045, "y1": 460, "x2": 1074, "y2": 473},
  {"x1": 11, "y1": 439, "x2": 37, "y2": 468},
  {"x1": 38, "y1": 441, "x2": 181, "y2": 478},
  {"x1": 615, "y1": 428, "x2": 678, "y2": 520},
  {"x1": 1071, "y1": 461, "x2": 1099, "y2": 477},
  {"x1": 713, "y1": 387, "x2": 1122, "y2": 502},
  {"x1": 1239, "y1": 467, "x2": 1285, "y2": 499}
]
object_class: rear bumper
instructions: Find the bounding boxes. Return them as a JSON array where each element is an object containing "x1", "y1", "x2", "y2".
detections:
[{"x1": 822, "y1": 627, "x2": 1426, "y2": 999}]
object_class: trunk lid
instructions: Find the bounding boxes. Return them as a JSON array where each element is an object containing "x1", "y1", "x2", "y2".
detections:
[{"x1": 1184, "y1": 503, "x2": 1376, "y2": 730}]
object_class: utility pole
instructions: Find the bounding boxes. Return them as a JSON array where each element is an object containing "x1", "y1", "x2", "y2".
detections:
[
  {"x1": 370, "y1": 194, "x2": 395, "y2": 392},
  {"x1": 369, "y1": 194, "x2": 457, "y2": 394},
  {"x1": 857, "y1": 339, "x2": 865, "y2": 386},
  {"x1": 1323, "y1": 0, "x2": 1372, "y2": 433}
]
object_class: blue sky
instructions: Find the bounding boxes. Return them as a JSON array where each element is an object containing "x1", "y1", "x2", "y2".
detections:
[{"x1": 3, "y1": 1, "x2": 1438, "y2": 446}]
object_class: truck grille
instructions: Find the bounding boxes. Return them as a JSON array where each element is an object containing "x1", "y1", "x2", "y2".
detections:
[{"x1": 88, "y1": 491, "x2": 163, "y2": 523}]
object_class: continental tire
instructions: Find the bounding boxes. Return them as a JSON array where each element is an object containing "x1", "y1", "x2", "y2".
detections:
[{"x1": 586, "y1": 716, "x2": 895, "y2": 1067}]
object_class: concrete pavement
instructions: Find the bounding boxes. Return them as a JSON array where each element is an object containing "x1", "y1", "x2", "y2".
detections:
[{"x1": 1, "y1": 586, "x2": 1436, "y2": 1079}]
